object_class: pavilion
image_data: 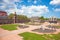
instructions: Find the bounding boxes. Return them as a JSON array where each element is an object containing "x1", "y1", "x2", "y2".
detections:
[{"x1": 49, "y1": 16, "x2": 57, "y2": 23}]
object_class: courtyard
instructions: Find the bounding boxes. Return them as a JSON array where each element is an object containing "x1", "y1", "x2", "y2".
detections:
[
  {"x1": 0, "y1": 22, "x2": 60, "y2": 40},
  {"x1": 0, "y1": 0, "x2": 60, "y2": 40}
]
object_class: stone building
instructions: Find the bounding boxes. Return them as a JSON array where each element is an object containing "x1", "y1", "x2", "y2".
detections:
[
  {"x1": 49, "y1": 16, "x2": 57, "y2": 23},
  {"x1": 0, "y1": 11, "x2": 8, "y2": 19},
  {"x1": 0, "y1": 11, "x2": 13, "y2": 24},
  {"x1": 30, "y1": 16, "x2": 40, "y2": 23}
]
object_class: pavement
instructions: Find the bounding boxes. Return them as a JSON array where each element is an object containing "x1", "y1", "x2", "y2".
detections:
[{"x1": 0, "y1": 23, "x2": 60, "y2": 40}]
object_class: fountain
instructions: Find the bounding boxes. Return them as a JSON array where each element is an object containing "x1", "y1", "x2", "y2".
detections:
[{"x1": 32, "y1": 25, "x2": 56, "y2": 33}]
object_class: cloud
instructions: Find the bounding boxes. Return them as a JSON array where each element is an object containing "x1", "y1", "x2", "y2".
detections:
[
  {"x1": 15, "y1": 5, "x2": 49, "y2": 17},
  {"x1": 3, "y1": 0, "x2": 19, "y2": 4},
  {"x1": 50, "y1": 0, "x2": 60, "y2": 5},
  {"x1": 34, "y1": 0, "x2": 37, "y2": 4},
  {"x1": 54, "y1": 8, "x2": 60, "y2": 12},
  {"x1": 0, "y1": 0, "x2": 19, "y2": 11},
  {"x1": 28, "y1": 0, "x2": 31, "y2": 2},
  {"x1": 9, "y1": 5, "x2": 49, "y2": 16},
  {"x1": 0, "y1": 0, "x2": 49, "y2": 17},
  {"x1": 7, "y1": 5, "x2": 49, "y2": 16},
  {"x1": 0, "y1": 3, "x2": 6, "y2": 8},
  {"x1": 22, "y1": 5, "x2": 49, "y2": 14}
]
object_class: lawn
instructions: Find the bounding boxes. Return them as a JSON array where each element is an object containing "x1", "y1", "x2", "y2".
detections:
[
  {"x1": 56, "y1": 26, "x2": 60, "y2": 28},
  {"x1": 0, "y1": 24, "x2": 18, "y2": 31},
  {"x1": 19, "y1": 32, "x2": 60, "y2": 40}
]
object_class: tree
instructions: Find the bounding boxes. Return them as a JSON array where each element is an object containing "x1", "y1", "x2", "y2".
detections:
[
  {"x1": 8, "y1": 13, "x2": 15, "y2": 19},
  {"x1": 57, "y1": 18, "x2": 60, "y2": 20},
  {"x1": 17, "y1": 15, "x2": 30, "y2": 23},
  {"x1": 39, "y1": 16, "x2": 45, "y2": 20},
  {"x1": 39, "y1": 16, "x2": 49, "y2": 20},
  {"x1": 8, "y1": 13, "x2": 30, "y2": 23}
]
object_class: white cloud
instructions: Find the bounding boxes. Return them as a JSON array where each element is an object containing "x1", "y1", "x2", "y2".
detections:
[
  {"x1": 0, "y1": 0, "x2": 19, "y2": 13},
  {"x1": 34, "y1": 0, "x2": 37, "y2": 4},
  {"x1": 23, "y1": 5, "x2": 49, "y2": 13},
  {"x1": 15, "y1": 5, "x2": 49, "y2": 16},
  {"x1": 7, "y1": 5, "x2": 49, "y2": 15},
  {"x1": 0, "y1": 0, "x2": 19, "y2": 11},
  {"x1": 6, "y1": 7, "x2": 24, "y2": 14},
  {"x1": 0, "y1": 3, "x2": 7, "y2": 10},
  {"x1": 0, "y1": 0, "x2": 49, "y2": 17},
  {"x1": 50, "y1": 0, "x2": 60, "y2": 5},
  {"x1": 3, "y1": 0, "x2": 19, "y2": 4},
  {"x1": 0, "y1": 3, "x2": 6, "y2": 9},
  {"x1": 54, "y1": 8, "x2": 60, "y2": 12},
  {"x1": 0, "y1": 5, "x2": 5, "y2": 9},
  {"x1": 28, "y1": 0, "x2": 31, "y2": 2},
  {"x1": 6, "y1": 5, "x2": 49, "y2": 16}
]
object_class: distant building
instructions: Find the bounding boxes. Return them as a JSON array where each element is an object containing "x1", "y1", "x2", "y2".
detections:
[
  {"x1": 0, "y1": 11, "x2": 8, "y2": 19},
  {"x1": 30, "y1": 16, "x2": 40, "y2": 23},
  {"x1": 49, "y1": 16, "x2": 57, "y2": 23},
  {"x1": 30, "y1": 16, "x2": 46, "y2": 23},
  {"x1": 0, "y1": 11, "x2": 11, "y2": 24}
]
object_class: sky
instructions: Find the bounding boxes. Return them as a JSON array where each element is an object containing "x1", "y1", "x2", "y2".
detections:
[{"x1": 0, "y1": 0, "x2": 60, "y2": 18}]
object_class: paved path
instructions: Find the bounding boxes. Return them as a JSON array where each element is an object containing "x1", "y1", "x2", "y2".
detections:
[
  {"x1": 0, "y1": 23, "x2": 60, "y2": 40},
  {"x1": 0, "y1": 25, "x2": 42, "y2": 37},
  {"x1": 0, "y1": 25, "x2": 42, "y2": 40}
]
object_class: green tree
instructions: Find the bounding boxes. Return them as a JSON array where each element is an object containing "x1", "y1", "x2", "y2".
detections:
[
  {"x1": 8, "y1": 13, "x2": 15, "y2": 19},
  {"x1": 8, "y1": 13, "x2": 30, "y2": 23},
  {"x1": 17, "y1": 15, "x2": 30, "y2": 22},
  {"x1": 57, "y1": 18, "x2": 60, "y2": 20},
  {"x1": 39, "y1": 16, "x2": 49, "y2": 20},
  {"x1": 39, "y1": 16, "x2": 45, "y2": 20}
]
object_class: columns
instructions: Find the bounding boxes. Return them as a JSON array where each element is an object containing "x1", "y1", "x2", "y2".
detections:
[
  {"x1": 49, "y1": 16, "x2": 57, "y2": 23},
  {"x1": 13, "y1": 12, "x2": 16, "y2": 23}
]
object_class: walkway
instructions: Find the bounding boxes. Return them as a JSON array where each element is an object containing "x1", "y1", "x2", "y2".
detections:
[{"x1": 0, "y1": 23, "x2": 60, "y2": 40}]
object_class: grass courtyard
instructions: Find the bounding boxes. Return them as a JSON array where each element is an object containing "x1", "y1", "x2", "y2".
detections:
[
  {"x1": 19, "y1": 32, "x2": 60, "y2": 40},
  {"x1": 0, "y1": 24, "x2": 18, "y2": 31}
]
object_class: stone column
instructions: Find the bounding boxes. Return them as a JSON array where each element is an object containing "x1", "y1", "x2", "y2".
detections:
[{"x1": 13, "y1": 12, "x2": 16, "y2": 23}]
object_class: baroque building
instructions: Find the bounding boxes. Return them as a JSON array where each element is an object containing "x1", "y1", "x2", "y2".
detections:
[{"x1": 49, "y1": 16, "x2": 57, "y2": 23}]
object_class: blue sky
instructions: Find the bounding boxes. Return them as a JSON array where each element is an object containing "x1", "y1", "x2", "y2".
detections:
[{"x1": 0, "y1": 0, "x2": 60, "y2": 18}]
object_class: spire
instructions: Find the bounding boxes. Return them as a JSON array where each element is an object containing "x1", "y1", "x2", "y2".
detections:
[{"x1": 13, "y1": 12, "x2": 16, "y2": 23}]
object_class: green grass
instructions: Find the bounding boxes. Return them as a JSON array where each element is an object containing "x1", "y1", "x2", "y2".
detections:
[
  {"x1": 56, "y1": 26, "x2": 60, "y2": 28},
  {"x1": 19, "y1": 32, "x2": 60, "y2": 40},
  {"x1": 0, "y1": 24, "x2": 18, "y2": 31}
]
